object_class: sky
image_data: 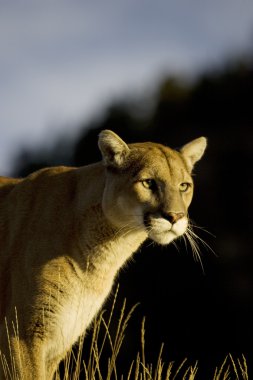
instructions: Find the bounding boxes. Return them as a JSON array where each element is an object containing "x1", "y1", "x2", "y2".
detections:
[{"x1": 0, "y1": 0, "x2": 253, "y2": 175}]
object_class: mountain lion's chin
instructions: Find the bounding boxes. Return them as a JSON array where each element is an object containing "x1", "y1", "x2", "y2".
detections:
[
  {"x1": 146, "y1": 217, "x2": 188, "y2": 245},
  {"x1": 148, "y1": 230, "x2": 180, "y2": 245}
]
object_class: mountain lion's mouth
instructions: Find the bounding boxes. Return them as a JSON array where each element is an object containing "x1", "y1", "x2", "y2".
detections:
[
  {"x1": 144, "y1": 212, "x2": 173, "y2": 231},
  {"x1": 143, "y1": 212, "x2": 188, "y2": 245},
  {"x1": 147, "y1": 229, "x2": 177, "y2": 245}
]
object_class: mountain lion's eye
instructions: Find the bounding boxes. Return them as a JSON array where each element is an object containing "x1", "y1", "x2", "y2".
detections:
[
  {"x1": 179, "y1": 182, "x2": 190, "y2": 192},
  {"x1": 141, "y1": 179, "x2": 157, "y2": 191}
]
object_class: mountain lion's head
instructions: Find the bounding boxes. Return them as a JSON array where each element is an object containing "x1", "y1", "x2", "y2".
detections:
[{"x1": 98, "y1": 130, "x2": 206, "y2": 245}]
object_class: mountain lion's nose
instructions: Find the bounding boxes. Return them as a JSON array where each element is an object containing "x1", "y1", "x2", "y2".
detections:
[{"x1": 162, "y1": 212, "x2": 185, "y2": 224}]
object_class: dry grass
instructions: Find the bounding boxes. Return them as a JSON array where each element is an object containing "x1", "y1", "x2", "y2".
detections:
[
  {"x1": 0, "y1": 288, "x2": 249, "y2": 379},
  {"x1": 56, "y1": 287, "x2": 249, "y2": 380}
]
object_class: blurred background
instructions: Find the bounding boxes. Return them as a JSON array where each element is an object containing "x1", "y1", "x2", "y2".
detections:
[{"x1": 1, "y1": 0, "x2": 253, "y2": 378}]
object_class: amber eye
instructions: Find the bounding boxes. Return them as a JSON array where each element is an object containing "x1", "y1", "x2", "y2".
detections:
[
  {"x1": 141, "y1": 179, "x2": 157, "y2": 191},
  {"x1": 179, "y1": 182, "x2": 190, "y2": 192}
]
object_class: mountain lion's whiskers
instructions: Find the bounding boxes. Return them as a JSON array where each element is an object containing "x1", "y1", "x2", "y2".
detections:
[
  {"x1": 112, "y1": 222, "x2": 143, "y2": 240},
  {"x1": 187, "y1": 221, "x2": 216, "y2": 256},
  {"x1": 188, "y1": 221, "x2": 216, "y2": 239},
  {"x1": 183, "y1": 230, "x2": 205, "y2": 273},
  {"x1": 181, "y1": 221, "x2": 216, "y2": 273}
]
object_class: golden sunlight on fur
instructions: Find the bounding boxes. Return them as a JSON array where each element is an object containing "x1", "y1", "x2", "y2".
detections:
[{"x1": 0, "y1": 130, "x2": 206, "y2": 379}]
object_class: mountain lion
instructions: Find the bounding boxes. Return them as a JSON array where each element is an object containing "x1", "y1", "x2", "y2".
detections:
[{"x1": 0, "y1": 130, "x2": 207, "y2": 379}]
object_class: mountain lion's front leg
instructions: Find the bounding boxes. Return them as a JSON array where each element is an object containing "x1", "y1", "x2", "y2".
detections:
[{"x1": 0, "y1": 333, "x2": 50, "y2": 380}]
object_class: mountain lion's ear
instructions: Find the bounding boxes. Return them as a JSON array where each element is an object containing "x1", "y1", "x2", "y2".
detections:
[
  {"x1": 180, "y1": 137, "x2": 207, "y2": 169},
  {"x1": 98, "y1": 130, "x2": 130, "y2": 167}
]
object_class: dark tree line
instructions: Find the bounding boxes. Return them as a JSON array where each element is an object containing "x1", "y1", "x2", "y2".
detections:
[{"x1": 12, "y1": 58, "x2": 253, "y2": 378}]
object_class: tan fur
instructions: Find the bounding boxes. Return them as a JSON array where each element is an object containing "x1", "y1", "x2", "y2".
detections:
[{"x1": 0, "y1": 130, "x2": 206, "y2": 379}]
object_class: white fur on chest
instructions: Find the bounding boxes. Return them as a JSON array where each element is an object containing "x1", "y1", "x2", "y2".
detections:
[
  {"x1": 56, "y1": 282, "x2": 111, "y2": 351},
  {"x1": 47, "y1": 229, "x2": 146, "y2": 359},
  {"x1": 60, "y1": 292, "x2": 90, "y2": 345}
]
